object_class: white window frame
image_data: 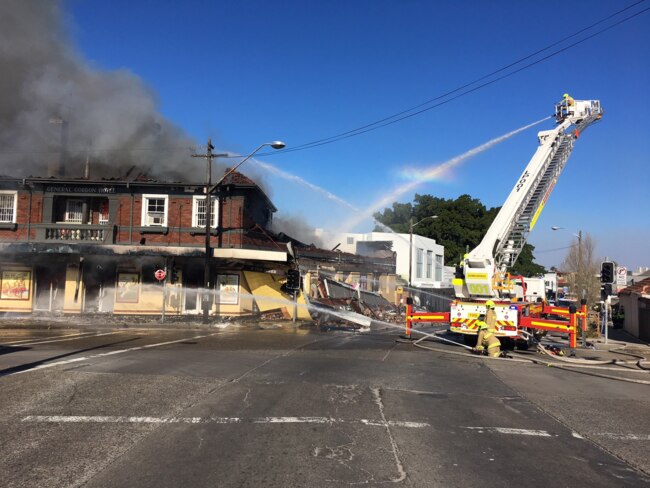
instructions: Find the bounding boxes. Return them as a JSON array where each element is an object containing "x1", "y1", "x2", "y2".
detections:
[
  {"x1": 435, "y1": 254, "x2": 443, "y2": 281},
  {"x1": 192, "y1": 195, "x2": 218, "y2": 228},
  {"x1": 426, "y1": 250, "x2": 433, "y2": 279},
  {"x1": 98, "y1": 199, "x2": 109, "y2": 225},
  {"x1": 416, "y1": 248, "x2": 424, "y2": 279},
  {"x1": 0, "y1": 191, "x2": 17, "y2": 223},
  {"x1": 141, "y1": 194, "x2": 168, "y2": 227}
]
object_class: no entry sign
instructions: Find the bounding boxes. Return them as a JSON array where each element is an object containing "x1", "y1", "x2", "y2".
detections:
[{"x1": 155, "y1": 269, "x2": 167, "y2": 281}]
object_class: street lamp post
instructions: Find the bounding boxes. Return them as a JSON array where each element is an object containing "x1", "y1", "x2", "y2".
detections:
[
  {"x1": 408, "y1": 215, "x2": 438, "y2": 289},
  {"x1": 193, "y1": 140, "x2": 285, "y2": 324},
  {"x1": 552, "y1": 226, "x2": 585, "y2": 346}
]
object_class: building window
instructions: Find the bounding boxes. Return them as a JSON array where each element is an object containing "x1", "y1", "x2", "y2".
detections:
[
  {"x1": 192, "y1": 196, "x2": 218, "y2": 228},
  {"x1": 426, "y1": 250, "x2": 433, "y2": 279},
  {"x1": 435, "y1": 254, "x2": 443, "y2": 281},
  {"x1": 0, "y1": 191, "x2": 17, "y2": 223},
  {"x1": 64, "y1": 199, "x2": 84, "y2": 223},
  {"x1": 141, "y1": 194, "x2": 168, "y2": 227},
  {"x1": 416, "y1": 248, "x2": 424, "y2": 279},
  {"x1": 347, "y1": 236, "x2": 354, "y2": 245},
  {"x1": 98, "y1": 200, "x2": 109, "y2": 225}
]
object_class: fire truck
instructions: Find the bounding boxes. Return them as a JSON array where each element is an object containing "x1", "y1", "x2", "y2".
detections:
[{"x1": 406, "y1": 96, "x2": 603, "y2": 348}]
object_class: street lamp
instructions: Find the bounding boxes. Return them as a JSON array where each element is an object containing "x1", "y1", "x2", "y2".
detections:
[
  {"x1": 552, "y1": 225, "x2": 586, "y2": 345},
  {"x1": 408, "y1": 215, "x2": 438, "y2": 288},
  {"x1": 194, "y1": 140, "x2": 285, "y2": 324},
  {"x1": 551, "y1": 226, "x2": 583, "y2": 269}
]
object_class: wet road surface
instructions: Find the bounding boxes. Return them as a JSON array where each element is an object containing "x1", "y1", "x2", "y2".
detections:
[{"x1": 1, "y1": 325, "x2": 649, "y2": 487}]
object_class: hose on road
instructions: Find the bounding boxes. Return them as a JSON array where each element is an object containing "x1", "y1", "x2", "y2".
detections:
[{"x1": 400, "y1": 327, "x2": 650, "y2": 385}]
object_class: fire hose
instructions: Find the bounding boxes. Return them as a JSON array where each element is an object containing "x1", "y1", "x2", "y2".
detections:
[{"x1": 398, "y1": 327, "x2": 650, "y2": 385}]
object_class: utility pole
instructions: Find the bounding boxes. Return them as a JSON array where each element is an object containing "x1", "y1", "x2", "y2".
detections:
[
  {"x1": 408, "y1": 217, "x2": 414, "y2": 289},
  {"x1": 192, "y1": 139, "x2": 227, "y2": 324}
]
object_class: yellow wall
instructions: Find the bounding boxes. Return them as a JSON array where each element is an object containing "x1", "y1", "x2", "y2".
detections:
[
  {"x1": 214, "y1": 272, "x2": 253, "y2": 316},
  {"x1": 63, "y1": 265, "x2": 83, "y2": 313},
  {"x1": 243, "y1": 271, "x2": 311, "y2": 320}
]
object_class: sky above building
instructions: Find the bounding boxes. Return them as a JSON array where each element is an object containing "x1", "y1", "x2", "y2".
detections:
[{"x1": 12, "y1": 1, "x2": 650, "y2": 270}]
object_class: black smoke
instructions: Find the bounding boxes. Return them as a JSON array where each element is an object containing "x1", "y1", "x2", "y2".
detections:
[{"x1": 0, "y1": 0, "x2": 207, "y2": 182}]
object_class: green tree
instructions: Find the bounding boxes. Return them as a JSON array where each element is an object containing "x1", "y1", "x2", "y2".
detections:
[{"x1": 374, "y1": 193, "x2": 546, "y2": 276}]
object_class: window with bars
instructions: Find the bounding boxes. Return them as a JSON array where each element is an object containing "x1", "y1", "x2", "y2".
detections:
[
  {"x1": 141, "y1": 195, "x2": 168, "y2": 227},
  {"x1": 192, "y1": 196, "x2": 217, "y2": 228},
  {"x1": 98, "y1": 200, "x2": 109, "y2": 225},
  {"x1": 0, "y1": 192, "x2": 16, "y2": 223},
  {"x1": 64, "y1": 200, "x2": 84, "y2": 223}
]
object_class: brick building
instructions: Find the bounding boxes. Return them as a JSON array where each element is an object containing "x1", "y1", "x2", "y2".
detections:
[{"x1": 0, "y1": 170, "x2": 395, "y2": 319}]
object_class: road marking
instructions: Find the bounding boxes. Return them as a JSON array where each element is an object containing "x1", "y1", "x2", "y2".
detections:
[
  {"x1": 595, "y1": 433, "x2": 650, "y2": 441},
  {"x1": 371, "y1": 387, "x2": 407, "y2": 482},
  {"x1": 463, "y1": 426, "x2": 552, "y2": 437},
  {"x1": 21, "y1": 415, "x2": 430, "y2": 428},
  {"x1": 5, "y1": 332, "x2": 220, "y2": 376},
  {"x1": 2, "y1": 331, "x2": 123, "y2": 346}
]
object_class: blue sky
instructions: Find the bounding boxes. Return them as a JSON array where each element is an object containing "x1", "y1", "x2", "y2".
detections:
[{"x1": 64, "y1": 0, "x2": 649, "y2": 270}]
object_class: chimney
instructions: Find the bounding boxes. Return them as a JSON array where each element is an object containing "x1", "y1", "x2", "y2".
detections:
[{"x1": 48, "y1": 116, "x2": 68, "y2": 177}]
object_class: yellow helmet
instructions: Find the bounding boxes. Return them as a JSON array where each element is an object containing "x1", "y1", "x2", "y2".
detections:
[
  {"x1": 477, "y1": 321, "x2": 488, "y2": 330},
  {"x1": 485, "y1": 300, "x2": 495, "y2": 309},
  {"x1": 563, "y1": 93, "x2": 570, "y2": 98}
]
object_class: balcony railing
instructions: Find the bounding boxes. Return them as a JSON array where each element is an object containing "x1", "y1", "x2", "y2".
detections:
[{"x1": 42, "y1": 225, "x2": 111, "y2": 242}]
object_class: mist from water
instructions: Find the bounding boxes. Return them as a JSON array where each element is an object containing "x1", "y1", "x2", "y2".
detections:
[{"x1": 340, "y1": 117, "x2": 552, "y2": 233}]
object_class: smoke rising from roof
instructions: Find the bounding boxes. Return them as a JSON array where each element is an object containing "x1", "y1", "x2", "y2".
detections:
[
  {"x1": 271, "y1": 215, "x2": 323, "y2": 248},
  {"x1": 0, "y1": 0, "x2": 208, "y2": 182}
]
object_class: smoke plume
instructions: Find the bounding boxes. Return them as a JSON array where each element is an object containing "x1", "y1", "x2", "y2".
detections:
[
  {"x1": 0, "y1": 0, "x2": 207, "y2": 182},
  {"x1": 271, "y1": 215, "x2": 323, "y2": 248}
]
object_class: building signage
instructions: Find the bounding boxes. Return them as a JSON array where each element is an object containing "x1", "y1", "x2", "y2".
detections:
[
  {"x1": 1, "y1": 271, "x2": 31, "y2": 300},
  {"x1": 46, "y1": 186, "x2": 116, "y2": 194},
  {"x1": 216, "y1": 274, "x2": 239, "y2": 305}
]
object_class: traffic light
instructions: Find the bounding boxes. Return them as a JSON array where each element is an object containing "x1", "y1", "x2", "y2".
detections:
[
  {"x1": 601, "y1": 284, "x2": 613, "y2": 301},
  {"x1": 600, "y1": 261, "x2": 615, "y2": 284},
  {"x1": 286, "y1": 269, "x2": 301, "y2": 291}
]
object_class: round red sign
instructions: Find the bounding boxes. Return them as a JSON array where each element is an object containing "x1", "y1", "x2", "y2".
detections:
[{"x1": 155, "y1": 269, "x2": 167, "y2": 281}]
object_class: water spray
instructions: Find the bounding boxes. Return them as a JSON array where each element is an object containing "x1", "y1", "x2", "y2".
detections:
[{"x1": 341, "y1": 116, "x2": 552, "y2": 233}]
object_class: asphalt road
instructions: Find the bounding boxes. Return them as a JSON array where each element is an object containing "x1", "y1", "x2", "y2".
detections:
[{"x1": 1, "y1": 325, "x2": 649, "y2": 487}]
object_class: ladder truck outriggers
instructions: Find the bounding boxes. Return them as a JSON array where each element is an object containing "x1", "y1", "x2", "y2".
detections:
[{"x1": 406, "y1": 96, "x2": 603, "y2": 349}]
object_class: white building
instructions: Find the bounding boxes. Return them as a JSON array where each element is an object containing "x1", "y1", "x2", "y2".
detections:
[{"x1": 317, "y1": 230, "x2": 449, "y2": 288}]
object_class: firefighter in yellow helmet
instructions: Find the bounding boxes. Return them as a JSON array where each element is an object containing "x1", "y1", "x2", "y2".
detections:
[
  {"x1": 485, "y1": 299, "x2": 497, "y2": 329},
  {"x1": 473, "y1": 314, "x2": 501, "y2": 358},
  {"x1": 563, "y1": 93, "x2": 574, "y2": 106}
]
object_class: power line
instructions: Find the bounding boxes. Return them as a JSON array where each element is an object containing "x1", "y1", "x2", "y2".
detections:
[
  {"x1": 535, "y1": 244, "x2": 577, "y2": 254},
  {"x1": 0, "y1": 2, "x2": 647, "y2": 159},
  {"x1": 255, "y1": 3, "x2": 648, "y2": 157},
  {"x1": 277, "y1": 1, "x2": 647, "y2": 154}
]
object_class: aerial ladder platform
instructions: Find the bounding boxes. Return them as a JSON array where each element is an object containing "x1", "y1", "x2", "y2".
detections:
[{"x1": 405, "y1": 96, "x2": 603, "y2": 348}]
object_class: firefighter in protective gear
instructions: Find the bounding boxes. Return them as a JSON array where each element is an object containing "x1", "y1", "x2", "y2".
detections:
[
  {"x1": 473, "y1": 315, "x2": 501, "y2": 358},
  {"x1": 485, "y1": 299, "x2": 497, "y2": 329},
  {"x1": 456, "y1": 253, "x2": 469, "y2": 279},
  {"x1": 563, "y1": 93, "x2": 574, "y2": 106}
]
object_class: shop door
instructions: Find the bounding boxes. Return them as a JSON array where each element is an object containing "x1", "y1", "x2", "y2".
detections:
[{"x1": 34, "y1": 266, "x2": 65, "y2": 312}]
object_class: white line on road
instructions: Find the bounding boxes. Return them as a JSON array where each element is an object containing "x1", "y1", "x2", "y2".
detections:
[
  {"x1": 595, "y1": 433, "x2": 650, "y2": 441},
  {"x1": 463, "y1": 426, "x2": 552, "y2": 437},
  {"x1": 6, "y1": 332, "x2": 220, "y2": 376},
  {"x1": 2, "y1": 331, "x2": 123, "y2": 346},
  {"x1": 20, "y1": 415, "x2": 430, "y2": 428}
]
